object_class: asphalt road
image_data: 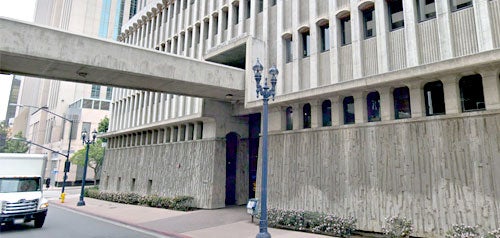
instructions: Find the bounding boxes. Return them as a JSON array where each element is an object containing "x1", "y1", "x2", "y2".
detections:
[{"x1": 0, "y1": 205, "x2": 164, "y2": 238}]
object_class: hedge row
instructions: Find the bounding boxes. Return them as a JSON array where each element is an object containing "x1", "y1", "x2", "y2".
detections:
[
  {"x1": 84, "y1": 187, "x2": 194, "y2": 211},
  {"x1": 262, "y1": 208, "x2": 357, "y2": 237}
]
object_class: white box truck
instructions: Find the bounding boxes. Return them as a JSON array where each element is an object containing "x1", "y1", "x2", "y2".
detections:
[{"x1": 0, "y1": 153, "x2": 49, "y2": 228}]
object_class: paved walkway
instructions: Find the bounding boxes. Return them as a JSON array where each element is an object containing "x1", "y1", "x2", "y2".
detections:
[{"x1": 47, "y1": 189, "x2": 332, "y2": 238}]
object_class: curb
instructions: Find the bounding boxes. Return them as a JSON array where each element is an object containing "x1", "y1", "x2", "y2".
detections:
[{"x1": 49, "y1": 201, "x2": 192, "y2": 238}]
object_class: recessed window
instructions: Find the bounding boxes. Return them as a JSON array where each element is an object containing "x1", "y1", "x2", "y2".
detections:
[
  {"x1": 258, "y1": 0, "x2": 264, "y2": 12},
  {"x1": 322, "y1": 100, "x2": 332, "y2": 126},
  {"x1": 301, "y1": 30, "x2": 311, "y2": 58},
  {"x1": 319, "y1": 24, "x2": 330, "y2": 52},
  {"x1": 223, "y1": 10, "x2": 229, "y2": 30},
  {"x1": 340, "y1": 16, "x2": 352, "y2": 45},
  {"x1": 270, "y1": 0, "x2": 277, "y2": 6},
  {"x1": 246, "y1": 0, "x2": 251, "y2": 19},
  {"x1": 343, "y1": 96, "x2": 355, "y2": 124},
  {"x1": 106, "y1": 87, "x2": 113, "y2": 100},
  {"x1": 285, "y1": 107, "x2": 293, "y2": 130},
  {"x1": 204, "y1": 20, "x2": 209, "y2": 39},
  {"x1": 388, "y1": 0, "x2": 404, "y2": 30},
  {"x1": 91, "y1": 85, "x2": 101, "y2": 98},
  {"x1": 233, "y1": 3, "x2": 239, "y2": 25},
  {"x1": 416, "y1": 0, "x2": 436, "y2": 21},
  {"x1": 303, "y1": 104, "x2": 311, "y2": 128},
  {"x1": 213, "y1": 16, "x2": 219, "y2": 35},
  {"x1": 284, "y1": 36, "x2": 293, "y2": 63},
  {"x1": 367, "y1": 92, "x2": 381, "y2": 122},
  {"x1": 393, "y1": 87, "x2": 412, "y2": 119},
  {"x1": 459, "y1": 74, "x2": 485, "y2": 112},
  {"x1": 450, "y1": 0, "x2": 472, "y2": 11},
  {"x1": 424, "y1": 81, "x2": 446, "y2": 116},
  {"x1": 362, "y1": 6, "x2": 376, "y2": 38}
]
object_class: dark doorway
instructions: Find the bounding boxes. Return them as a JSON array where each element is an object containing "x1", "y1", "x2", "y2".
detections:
[
  {"x1": 225, "y1": 132, "x2": 239, "y2": 205},
  {"x1": 248, "y1": 113, "x2": 261, "y2": 199}
]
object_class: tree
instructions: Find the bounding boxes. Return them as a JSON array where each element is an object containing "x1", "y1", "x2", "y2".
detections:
[
  {"x1": 98, "y1": 116, "x2": 109, "y2": 133},
  {"x1": 1, "y1": 131, "x2": 29, "y2": 153},
  {"x1": 70, "y1": 139, "x2": 104, "y2": 185}
]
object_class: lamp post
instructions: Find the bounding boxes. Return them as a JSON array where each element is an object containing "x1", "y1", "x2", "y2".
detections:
[
  {"x1": 10, "y1": 104, "x2": 73, "y2": 198},
  {"x1": 77, "y1": 129, "x2": 97, "y2": 206},
  {"x1": 253, "y1": 59, "x2": 278, "y2": 238}
]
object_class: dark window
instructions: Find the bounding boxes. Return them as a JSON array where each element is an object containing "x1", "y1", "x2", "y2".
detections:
[
  {"x1": 340, "y1": 16, "x2": 351, "y2": 45},
  {"x1": 106, "y1": 87, "x2": 113, "y2": 100},
  {"x1": 233, "y1": 4, "x2": 239, "y2": 24},
  {"x1": 258, "y1": 0, "x2": 264, "y2": 12},
  {"x1": 204, "y1": 20, "x2": 209, "y2": 39},
  {"x1": 320, "y1": 24, "x2": 330, "y2": 52},
  {"x1": 223, "y1": 10, "x2": 229, "y2": 30},
  {"x1": 343, "y1": 96, "x2": 355, "y2": 124},
  {"x1": 367, "y1": 92, "x2": 381, "y2": 122},
  {"x1": 303, "y1": 104, "x2": 311, "y2": 128},
  {"x1": 301, "y1": 30, "x2": 310, "y2": 58},
  {"x1": 214, "y1": 16, "x2": 219, "y2": 35},
  {"x1": 247, "y1": 0, "x2": 251, "y2": 19},
  {"x1": 394, "y1": 87, "x2": 412, "y2": 119},
  {"x1": 285, "y1": 36, "x2": 293, "y2": 63},
  {"x1": 82, "y1": 99, "x2": 93, "y2": 109},
  {"x1": 424, "y1": 81, "x2": 446, "y2": 116},
  {"x1": 362, "y1": 6, "x2": 376, "y2": 38},
  {"x1": 416, "y1": 0, "x2": 436, "y2": 21},
  {"x1": 322, "y1": 100, "x2": 332, "y2": 126},
  {"x1": 286, "y1": 107, "x2": 293, "y2": 130},
  {"x1": 129, "y1": 0, "x2": 137, "y2": 18},
  {"x1": 450, "y1": 0, "x2": 472, "y2": 11},
  {"x1": 459, "y1": 75, "x2": 485, "y2": 112},
  {"x1": 101, "y1": 101, "x2": 110, "y2": 110},
  {"x1": 270, "y1": 0, "x2": 276, "y2": 6},
  {"x1": 388, "y1": 0, "x2": 404, "y2": 30}
]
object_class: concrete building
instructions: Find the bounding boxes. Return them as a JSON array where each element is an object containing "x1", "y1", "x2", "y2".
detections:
[
  {"x1": 11, "y1": 0, "x2": 122, "y2": 187},
  {"x1": 102, "y1": 0, "x2": 500, "y2": 236}
]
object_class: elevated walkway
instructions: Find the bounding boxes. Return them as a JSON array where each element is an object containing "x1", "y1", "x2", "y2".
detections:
[{"x1": 0, "y1": 17, "x2": 245, "y2": 100}]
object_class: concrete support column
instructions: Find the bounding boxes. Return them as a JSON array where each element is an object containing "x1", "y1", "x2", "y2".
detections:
[
  {"x1": 193, "y1": 123, "x2": 200, "y2": 140},
  {"x1": 473, "y1": 0, "x2": 494, "y2": 52},
  {"x1": 170, "y1": 127, "x2": 176, "y2": 142},
  {"x1": 350, "y1": 0, "x2": 363, "y2": 79},
  {"x1": 403, "y1": 0, "x2": 420, "y2": 67},
  {"x1": 309, "y1": 0, "x2": 319, "y2": 87},
  {"x1": 407, "y1": 80, "x2": 426, "y2": 118},
  {"x1": 147, "y1": 92, "x2": 153, "y2": 123},
  {"x1": 268, "y1": 106, "x2": 284, "y2": 131},
  {"x1": 171, "y1": 2, "x2": 178, "y2": 39},
  {"x1": 171, "y1": 95, "x2": 178, "y2": 118},
  {"x1": 227, "y1": 1, "x2": 234, "y2": 40},
  {"x1": 141, "y1": 92, "x2": 146, "y2": 125},
  {"x1": 182, "y1": 31, "x2": 189, "y2": 56},
  {"x1": 159, "y1": 93, "x2": 165, "y2": 121},
  {"x1": 191, "y1": 23, "x2": 199, "y2": 58},
  {"x1": 442, "y1": 75, "x2": 461, "y2": 114},
  {"x1": 125, "y1": 97, "x2": 131, "y2": 128},
  {"x1": 208, "y1": 14, "x2": 215, "y2": 48},
  {"x1": 249, "y1": 0, "x2": 257, "y2": 36},
  {"x1": 216, "y1": 7, "x2": 223, "y2": 45},
  {"x1": 132, "y1": 94, "x2": 138, "y2": 126},
  {"x1": 329, "y1": 0, "x2": 340, "y2": 84},
  {"x1": 276, "y1": 0, "x2": 284, "y2": 95},
  {"x1": 238, "y1": 0, "x2": 246, "y2": 35},
  {"x1": 159, "y1": 7, "x2": 166, "y2": 43},
  {"x1": 354, "y1": 92, "x2": 367, "y2": 124},
  {"x1": 292, "y1": 103, "x2": 303, "y2": 130},
  {"x1": 262, "y1": 0, "x2": 270, "y2": 43},
  {"x1": 199, "y1": 17, "x2": 207, "y2": 58},
  {"x1": 166, "y1": 4, "x2": 173, "y2": 39},
  {"x1": 379, "y1": 87, "x2": 394, "y2": 121},
  {"x1": 165, "y1": 94, "x2": 171, "y2": 119},
  {"x1": 152, "y1": 92, "x2": 159, "y2": 122},
  {"x1": 331, "y1": 96, "x2": 343, "y2": 126},
  {"x1": 310, "y1": 100, "x2": 322, "y2": 128},
  {"x1": 375, "y1": 0, "x2": 390, "y2": 73},
  {"x1": 435, "y1": 0, "x2": 453, "y2": 59},
  {"x1": 481, "y1": 69, "x2": 500, "y2": 110},
  {"x1": 291, "y1": 0, "x2": 300, "y2": 92}
]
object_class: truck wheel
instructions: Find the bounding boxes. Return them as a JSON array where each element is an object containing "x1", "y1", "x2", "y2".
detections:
[{"x1": 34, "y1": 215, "x2": 46, "y2": 228}]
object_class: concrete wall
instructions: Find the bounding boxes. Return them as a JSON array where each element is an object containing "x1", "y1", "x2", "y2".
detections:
[
  {"x1": 260, "y1": 111, "x2": 500, "y2": 237},
  {"x1": 102, "y1": 136, "x2": 250, "y2": 209}
]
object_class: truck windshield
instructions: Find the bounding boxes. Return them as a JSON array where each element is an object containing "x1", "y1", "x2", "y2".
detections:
[{"x1": 0, "y1": 178, "x2": 41, "y2": 193}]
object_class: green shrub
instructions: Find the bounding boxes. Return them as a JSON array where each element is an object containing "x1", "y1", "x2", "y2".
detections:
[
  {"x1": 171, "y1": 196, "x2": 194, "y2": 211},
  {"x1": 446, "y1": 224, "x2": 480, "y2": 238},
  {"x1": 484, "y1": 228, "x2": 500, "y2": 238},
  {"x1": 382, "y1": 216, "x2": 413, "y2": 238}
]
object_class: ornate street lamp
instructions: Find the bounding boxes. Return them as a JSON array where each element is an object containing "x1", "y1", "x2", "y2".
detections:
[
  {"x1": 77, "y1": 129, "x2": 97, "y2": 206},
  {"x1": 253, "y1": 59, "x2": 278, "y2": 238}
]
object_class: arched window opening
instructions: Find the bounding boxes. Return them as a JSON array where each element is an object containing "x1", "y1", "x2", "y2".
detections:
[
  {"x1": 303, "y1": 104, "x2": 311, "y2": 129},
  {"x1": 424, "y1": 81, "x2": 446, "y2": 116},
  {"x1": 343, "y1": 96, "x2": 355, "y2": 124},
  {"x1": 322, "y1": 100, "x2": 332, "y2": 126},
  {"x1": 459, "y1": 74, "x2": 485, "y2": 112},
  {"x1": 285, "y1": 107, "x2": 293, "y2": 130},
  {"x1": 367, "y1": 91, "x2": 381, "y2": 122},
  {"x1": 394, "y1": 87, "x2": 411, "y2": 119}
]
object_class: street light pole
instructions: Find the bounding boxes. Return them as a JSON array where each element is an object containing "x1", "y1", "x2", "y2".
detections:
[
  {"x1": 77, "y1": 129, "x2": 97, "y2": 206},
  {"x1": 253, "y1": 59, "x2": 278, "y2": 238}
]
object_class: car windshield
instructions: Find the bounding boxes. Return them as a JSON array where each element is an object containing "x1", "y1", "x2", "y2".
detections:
[{"x1": 0, "y1": 178, "x2": 41, "y2": 193}]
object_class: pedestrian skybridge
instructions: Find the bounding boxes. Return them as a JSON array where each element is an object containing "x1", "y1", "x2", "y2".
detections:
[{"x1": 0, "y1": 17, "x2": 245, "y2": 100}]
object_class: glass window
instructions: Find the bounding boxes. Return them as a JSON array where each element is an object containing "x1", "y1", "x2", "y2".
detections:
[
  {"x1": 270, "y1": 0, "x2": 276, "y2": 6},
  {"x1": 416, "y1": 0, "x2": 436, "y2": 21},
  {"x1": 129, "y1": 0, "x2": 137, "y2": 18},
  {"x1": 82, "y1": 122, "x2": 91, "y2": 135},
  {"x1": 101, "y1": 101, "x2": 110, "y2": 110},
  {"x1": 459, "y1": 75, "x2": 485, "y2": 112},
  {"x1": 302, "y1": 31, "x2": 310, "y2": 58},
  {"x1": 343, "y1": 96, "x2": 355, "y2": 124},
  {"x1": 362, "y1": 7, "x2": 376, "y2": 38},
  {"x1": 286, "y1": 107, "x2": 293, "y2": 130},
  {"x1": 340, "y1": 16, "x2": 352, "y2": 45},
  {"x1": 303, "y1": 104, "x2": 311, "y2": 128},
  {"x1": 91, "y1": 85, "x2": 101, "y2": 98},
  {"x1": 424, "y1": 81, "x2": 446, "y2": 116},
  {"x1": 0, "y1": 178, "x2": 41, "y2": 193},
  {"x1": 233, "y1": 4, "x2": 239, "y2": 24},
  {"x1": 285, "y1": 36, "x2": 293, "y2": 63},
  {"x1": 388, "y1": 0, "x2": 404, "y2": 30},
  {"x1": 106, "y1": 87, "x2": 113, "y2": 100},
  {"x1": 322, "y1": 100, "x2": 332, "y2": 126},
  {"x1": 247, "y1": 0, "x2": 251, "y2": 19},
  {"x1": 223, "y1": 10, "x2": 229, "y2": 30},
  {"x1": 259, "y1": 0, "x2": 264, "y2": 12},
  {"x1": 367, "y1": 92, "x2": 381, "y2": 122},
  {"x1": 320, "y1": 24, "x2": 330, "y2": 52},
  {"x1": 82, "y1": 99, "x2": 93, "y2": 108},
  {"x1": 394, "y1": 87, "x2": 412, "y2": 119},
  {"x1": 450, "y1": 0, "x2": 472, "y2": 11}
]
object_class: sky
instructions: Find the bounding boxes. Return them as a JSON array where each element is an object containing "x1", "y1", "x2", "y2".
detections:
[{"x1": 0, "y1": 0, "x2": 37, "y2": 122}]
